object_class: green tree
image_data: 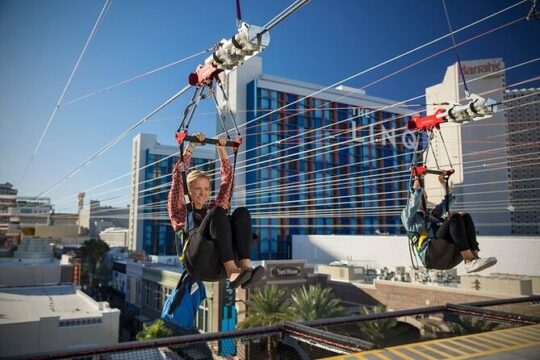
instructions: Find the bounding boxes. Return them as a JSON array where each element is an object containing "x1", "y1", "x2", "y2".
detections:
[
  {"x1": 422, "y1": 321, "x2": 444, "y2": 340},
  {"x1": 445, "y1": 315, "x2": 499, "y2": 336},
  {"x1": 238, "y1": 285, "x2": 292, "y2": 359},
  {"x1": 238, "y1": 285, "x2": 291, "y2": 328},
  {"x1": 136, "y1": 319, "x2": 174, "y2": 341},
  {"x1": 80, "y1": 238, "x2": 110, "y2": 290},
  {"x1": 94, "y1": 261, "x2": 112, "y2": 288},
  {"x1": 289, "y1": 284, "x2": 346, "y2": 321}
]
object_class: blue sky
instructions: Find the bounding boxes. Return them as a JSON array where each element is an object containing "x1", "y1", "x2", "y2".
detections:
[{"x1": 0, "y1": 0, "x2": 538, "y2": 211}]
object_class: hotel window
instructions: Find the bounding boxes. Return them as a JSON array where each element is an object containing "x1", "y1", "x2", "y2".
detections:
[
  {"x1": 155, "y1": 288, "x2": 162, "y2": 309},
  {"x1": 145, "y1": 284, "x2": 151, "y2": 306}
]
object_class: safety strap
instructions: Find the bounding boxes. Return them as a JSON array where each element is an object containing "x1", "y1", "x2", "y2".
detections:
[
  {"x1": 235, "y1": 0, "x2": 243, "y2": 28},
  {"x1": 227, "y1": 146, "x2": 239, "y2": 214},
  {"x1": 407, "y1": 232, "x2": 420, "y2": 271},
  {"x1": 168, "y1": 270, "x2": 189, "y2": 314},
  {"x1": 407, "y1": 228, "x2": 431, "y2": 270},
  {"x1": 443, "y1": 174, "x2": 451, "y2": 217}
]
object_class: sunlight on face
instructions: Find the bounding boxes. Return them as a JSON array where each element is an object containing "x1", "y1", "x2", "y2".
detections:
[{"x1": 189, "y1": 177, "x2": 210, "y2": 209}]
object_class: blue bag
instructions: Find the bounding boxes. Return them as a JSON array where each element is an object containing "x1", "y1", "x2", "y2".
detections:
[{"x1": 161, "y1": 271, "x2": 206, "y2": 330}]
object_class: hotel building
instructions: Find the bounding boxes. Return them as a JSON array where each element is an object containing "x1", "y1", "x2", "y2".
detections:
[
  {"x1": 128, "y1": 134, "x2": 216, "y2": 255},
  {"x1": 218, "y1": 57, "x2": 414, "y2": 259},
  {"x1": 424, "y1": 58, "x2": 539, "y2": 235}
]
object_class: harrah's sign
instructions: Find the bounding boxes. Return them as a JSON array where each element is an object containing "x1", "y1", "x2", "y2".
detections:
[{"x1": 461, "y1": 61, "x2": 502, "y2": 76}]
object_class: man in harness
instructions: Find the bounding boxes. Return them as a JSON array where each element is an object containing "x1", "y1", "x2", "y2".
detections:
[{"x1": 401, "y1": 173, "x2": 497, "y2": 273}]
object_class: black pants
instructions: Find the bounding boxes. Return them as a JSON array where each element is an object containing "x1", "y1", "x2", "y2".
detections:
[
  {"x1": 198, "y1": 206, "x2": 252, "y2": 263},
  {"x1": 426, "y1": 213, "x2": 479, "y2": 270}
]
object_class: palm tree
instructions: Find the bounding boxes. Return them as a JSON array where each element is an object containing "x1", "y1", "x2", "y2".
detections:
[
  {"x1": 445, "y1": 315, "x2": 499, "y2": 336},
  {"x1": 238, "y1": 285, "x2": 291, "y2": 328},
  {"x1": 136, "y1": 319, "x2": 173, "y2": 341},
  {"x1": 289, "y1": 284, "x2": 346, "y2": 321},
  {"x1": 238, "y1": 285, "x2": 292, "y2": 359}
]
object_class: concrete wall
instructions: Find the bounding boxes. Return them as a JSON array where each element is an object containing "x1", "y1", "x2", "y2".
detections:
[
  {"x1": 0, "y1": 261, "x2": 62, "y2": 286},
  {"x1": 0, "y1": 312, "x2": 119, "y2": 358},
  {"x1": 461, "y1": 275, "x2": 532, "y2": 296},
  {"x1": 461, "y1": 273, "x2": 540, "y2": 295},
  {"x1": 351, "y1": 280, "x2": 540, "y2": 316},
  {"x1": 490, "y1": 273, "x2": 540, "y2": 294},
  {"x1": 293, "y1": 234, "x2": 540, "y2": 276},
  {"x1": 100, "y1": 229, "x2": 128, "y2": 248},
  {"x1": 35, "y1": 224, "x2": 79, "y2": 238},
  {"x1": 318, "y1": 264, "x2": 368, "y2": 282}
]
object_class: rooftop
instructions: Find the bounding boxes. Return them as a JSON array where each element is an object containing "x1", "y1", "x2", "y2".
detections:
[
  {"x1": 0, "y1": 285, "x2": 115, "y2": 325},
  {"x1": 0, "y1": 257, "x2": 58, "y2": 268}
]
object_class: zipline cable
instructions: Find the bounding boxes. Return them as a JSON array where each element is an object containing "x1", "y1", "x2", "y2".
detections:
[
  {"x1": 61, "y1": 48, "x2": 211, "y2": 107},
  {"x1": 36, "y1": 84, "x2": 192, "y2": 197},
  {"x1": 18, "y1": 0, "x2": 113, "y2": 187}
]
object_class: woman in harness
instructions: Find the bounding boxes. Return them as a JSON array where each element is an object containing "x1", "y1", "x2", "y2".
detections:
[
  {"x1": 401, "y1": 175, "x2": 497, "y2": 273},
  {"x1": 168, "y1": 133, "x2": 264, "y2": 289}
]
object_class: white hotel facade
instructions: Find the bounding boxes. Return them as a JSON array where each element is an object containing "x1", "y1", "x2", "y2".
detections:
[{"x1": 424, "y1": 58, "x2": 539, "y2": 235}]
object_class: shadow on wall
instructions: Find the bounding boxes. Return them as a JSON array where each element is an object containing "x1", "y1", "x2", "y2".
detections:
[{"x1": 328, "y1": 280, "x2": 381, "y2": 309}]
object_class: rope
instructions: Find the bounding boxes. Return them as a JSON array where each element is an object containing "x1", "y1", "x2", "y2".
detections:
[
  {"x1": 18, "y1": 0, "x2": 113, "y2": 187},
  {"x1": 235, "y1": 0, "x2": 243, "y2": 28},
  {"x1": 36, "y1": 84, "x2": 192, "y2": 197},
  {"x1": 61, "y1": 48, "x2": 210, "y2": 107},
  {"x1": 441, "y1": 0, "x2": 470, "y2": 96},
  {"x1": 527, "y1": 0, "x2": 539, "y2": 20}
]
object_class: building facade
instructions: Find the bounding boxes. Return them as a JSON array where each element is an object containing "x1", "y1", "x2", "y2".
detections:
[
  {"x1": 0, "y1": 182, "x2": 17, "y2": 239},
  {"x1": 503, "y1": 88, "x2": 540, "y2": 235},
  {"x1": 128, "y1": 133, "x2": 216, "y2": 256},
  {"x1": 219, "y1": 57, "x2": 414, "y2": 260},
  {"x1": 0, "y1": 183, "x2": 53, "y2": 243},
  {"x1": 0, "y1": 242, "x2": 119, "y2": 358},
  {"x1": 100, "y1": 227, "x2": 129, "y2": 248},
  {"x1": 425, "y1": 58, "x2": 539, "y2": 235},
  {"x1": 0, "y1": 285, "x2": 120, "y2": 358},
  {"x1": 79, "y1": 199, "x2": 129, "y2": 239}
]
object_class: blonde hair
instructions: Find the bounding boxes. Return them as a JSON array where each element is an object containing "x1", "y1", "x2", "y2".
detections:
[{"x1": 186, "y1": 170, "x2": 210, "y2": 188}]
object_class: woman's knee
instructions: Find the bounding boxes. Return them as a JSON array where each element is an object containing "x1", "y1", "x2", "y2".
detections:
[
  {"x1": 231, "y1": 207, "x2": 251, "y2": 221},
  {"x1": 208, "y1": 206, "x2": 227, "y2": 215},
  {"x1": 448, "y1": 213, "x2": 464, "y2": 224},
  {"x1": 208, "y1": 206, "x2": 228, "y2": 221},
  {"x1": 460, "y1": 212, "x2": 473, "y2": 222}
]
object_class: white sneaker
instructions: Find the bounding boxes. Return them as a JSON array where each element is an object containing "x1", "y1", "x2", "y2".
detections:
[{"x1": 465, "y1": 257, "x2": 498, "y2": 273}]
